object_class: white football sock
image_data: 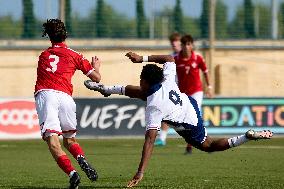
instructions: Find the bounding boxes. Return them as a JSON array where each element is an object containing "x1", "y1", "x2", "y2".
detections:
[
  {"x1": 227, "y1": 135, "x2": 249, "y2": 148},
  {"x1": 104, "y1": 85, "x2": 125, "y2": 95},
  {"x1": 159, "y1": 130, "x2": 168, "y2": 142}
]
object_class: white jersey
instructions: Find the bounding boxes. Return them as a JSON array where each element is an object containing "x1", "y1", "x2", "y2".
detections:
[{"x1": 145, "y1": 62, "x2": 199, "y2": 131}]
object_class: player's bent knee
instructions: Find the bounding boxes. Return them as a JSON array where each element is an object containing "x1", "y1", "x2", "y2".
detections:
[
  {"x1": 50, "y1": 143, "x2": 62, "y2": 151},
  {"x1": 47, "y1": 142, "x2": 63, "y2": 155},
  {"x1": 63, "y1": 137, "x2": 76, "y2": 149}
]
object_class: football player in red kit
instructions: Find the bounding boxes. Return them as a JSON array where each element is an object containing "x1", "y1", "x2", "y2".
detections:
[
  {"x1": 34, "y1": 19, "x2": 100, "y2": 189},
  {"x1": 155, "y1": 34, "x2": 211, "y2": 154},
  {"x1": 175, "y1": 34, "x2": 213, "y2": 153},
  {"x1": 154, "y1": 33, "x2": 194, "y2": 154},
  {"x1": 175, "y1": 34, "x2": 213, "y2": 101}
]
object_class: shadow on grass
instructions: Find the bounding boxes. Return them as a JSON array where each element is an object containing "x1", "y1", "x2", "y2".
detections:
[
  {"x1": 11, "y1": 185, "x2": 160, "y2": 189},
  {"x1": 11, "y1": 186, "x2": 127, "y2": 189}
]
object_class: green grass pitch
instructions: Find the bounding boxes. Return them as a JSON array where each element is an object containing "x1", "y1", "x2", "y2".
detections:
[{"x1": 0, "y1": 137, "x2": 284, "y2": 189}]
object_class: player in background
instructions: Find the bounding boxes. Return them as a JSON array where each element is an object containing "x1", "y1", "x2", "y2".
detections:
[
  {"x1": 155, "y1": 34, "x2": 211, "y2": 154},
  {"x1": 154, "y1": 33, "x2": 192, "y2": 155},
  {"x1": 176, "y1": 34, "x2": 213, "y2": 104},
  {"x1": 169, "y1": 32, "x2": 181, "y2": 56},
  {"x1": 84, "y1": 52, "x2": 273, "y2": 188},
  {"x1": 177, "y1": 34, "x2": 213, "y2": 153},
  {"x1": 154, "y1": 32, "x2": 181, "y2": 147},
  {"x1": 34, "y1": 19, "x2": 100, "y2": 189}
]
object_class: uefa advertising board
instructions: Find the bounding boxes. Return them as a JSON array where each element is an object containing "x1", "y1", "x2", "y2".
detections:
[
  {"x1": 74, "y1": 98, "x2": 284, "y2": 136},
  {"x1": 0, "y1": 98, "x2": 284, "y2": 139}
]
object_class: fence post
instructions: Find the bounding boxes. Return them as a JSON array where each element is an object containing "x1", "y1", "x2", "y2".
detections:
[
  {"x1": 209, "y1": 0, "x2": 216, "y2": 94},
  {"x1": 271, "y1": 0, "x2": 278, "y2": 39},
  {"x1": 59, "y1": 0, "x2": 65, "y2": 23},
  {"x1": 149, "y1": 0, "x2": 155, "y2": 39}
]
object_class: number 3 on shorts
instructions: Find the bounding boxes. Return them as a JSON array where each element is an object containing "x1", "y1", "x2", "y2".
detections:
[{"x1": 46, "y1": 55, "x2": 59, "y2": 73}]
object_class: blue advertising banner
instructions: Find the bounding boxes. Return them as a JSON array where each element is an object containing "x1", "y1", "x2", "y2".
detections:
[{"x1": 75, "y1": 98, "x2": 284, "y2": 136}]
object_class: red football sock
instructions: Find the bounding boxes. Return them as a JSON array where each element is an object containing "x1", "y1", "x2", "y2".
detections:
[
  {"x1": 69, "y1": 143, "x2": 85, "y2": 159},
  {"x1": 57, "y1": 155, "x2": 75, "y2": 175}
]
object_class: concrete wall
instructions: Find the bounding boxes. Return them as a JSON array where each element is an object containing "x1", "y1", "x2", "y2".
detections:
[
  {"x1": 1, "y1": 39, "x2": 284, "y2": 97},
  {"x1": 211, "y1": 49, "x2": 284, "y2": 96},
  {"x1": 0, "y1": 48, "x2": 169, "y2": 97}
]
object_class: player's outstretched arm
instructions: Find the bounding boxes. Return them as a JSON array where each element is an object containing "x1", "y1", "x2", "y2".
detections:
[
  {"x1": 127, "y1": 129, "x2": 158, "y2": 188},
  {"x1": 125, "y1": 52, "x2": 174, "y2": 64},
  {"x1": 203, "y1": 72, "x2": 213, "y2": 98},
  {"x1": 125, "y1": 85, "x2": 147, "y2": 101},
  {"x1": 88, "y1": 56, "x2": 101, "y2": 82}
]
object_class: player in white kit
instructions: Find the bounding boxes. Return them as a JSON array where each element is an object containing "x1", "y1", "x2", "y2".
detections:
[{"x1": 84, "y1": 52, "x2": 273, "y2": 188}]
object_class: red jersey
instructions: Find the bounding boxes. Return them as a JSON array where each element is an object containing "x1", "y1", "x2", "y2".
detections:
[
  {"x1": 35, "y1": 42, "x2": 94, "y2": 96},
  {"x1": 175, "y1": 51, "x2": 208, "y2": 96}
]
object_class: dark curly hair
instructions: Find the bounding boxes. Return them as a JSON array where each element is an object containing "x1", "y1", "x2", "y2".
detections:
[
  {"x1": 181, "y1": 34, "x2": 194, "y2": 45},
  {"x1": 140, "y1": 64, "x2": 164, "y2": 86},
  {"x1": 42, "y1": 19, "x2": 67, "y2": 42}
]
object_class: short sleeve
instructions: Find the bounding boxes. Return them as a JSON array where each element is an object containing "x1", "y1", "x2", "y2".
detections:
[
  {"x1": 197, "y1": 54, "x2": 208, "y2": 73},
  {"x1": 145, "y1": 105, "x2": 163, "y2": 131},
  {"x1": 76, "y1": 54, "x2": 94, "y2": 76},
  {"x1": 163, "y1": 62, "x2": 176, "y2": 82}
]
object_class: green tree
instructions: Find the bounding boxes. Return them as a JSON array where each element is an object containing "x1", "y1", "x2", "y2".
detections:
[
  {"x1": 183, "y1": 17, "x2": 200, "y2": 38},
  {"x1": 155, "y1": 6, "x2": 199, "y2": 39},
  {"x1": 96, "y1": 0, "x2": 111, "y2": 37},
  {"x1": 279, "y1": 3, "x2": 284, "y2": 38},
  {"x1": 257, "y1": 4, "x2": 271, "y2": 38},
  {"x1": 215, "y1": 0, "x2": 228, "y2": 39},
  {"x1": 200, "y1": 0, "x2": 209, "y2": 38},
  {"x1": 173, "y1": 0, "x2": 183, "y2": 33},
  {"x1": 72, "y1": 3, "x2": 135, "y2": 38},
  {"x1": 244, "y1": 0, "x2": 255, "y2": 38},
  {"x1": 72, "y1": 12, "x2": 94, "y2": 38},
  {"x1": 111, "y1": 14, "x2": 136, "y2": 38},
  {"x1": 154, "y1": 7, "x2": 174, "y2": 39},
  {"x1": 228, "y1": 6, "x2": 245, "y2": 39},
  {"x1": 136, "y1": 0, "x2": 147, "y2": 38},
  {"x1": 106, "y1": 5, "x2": 135, "y2": 38},
  {"x1": 65, "y1": 0, "x2": 72, "y2": 36},
  {"x1": 22, "y1": 0, "x2": 36, "y2": 38},
  {"x1": 0, "y1": 16, "x2": 22, "y2": 39}
]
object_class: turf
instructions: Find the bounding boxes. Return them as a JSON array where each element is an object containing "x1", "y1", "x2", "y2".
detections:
[{"x1": 0, "y1": 137, "x2": 284, "y2": 189}]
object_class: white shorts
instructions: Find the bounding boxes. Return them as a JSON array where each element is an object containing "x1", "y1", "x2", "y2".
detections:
[
  {"x1": 190, "y1": 91, "x2": 203, "y2": 109},
  {"x1": 35, "y1": 90, "x2": 77, "y2": 139}
]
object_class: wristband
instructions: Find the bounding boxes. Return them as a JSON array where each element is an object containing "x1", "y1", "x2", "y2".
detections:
[
  {"x1": 143, "y1": 56, "x2": 149, "y2": 62},
  {"x1": 208, "y1": 85, "x2": 213, "y2": 89}
]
